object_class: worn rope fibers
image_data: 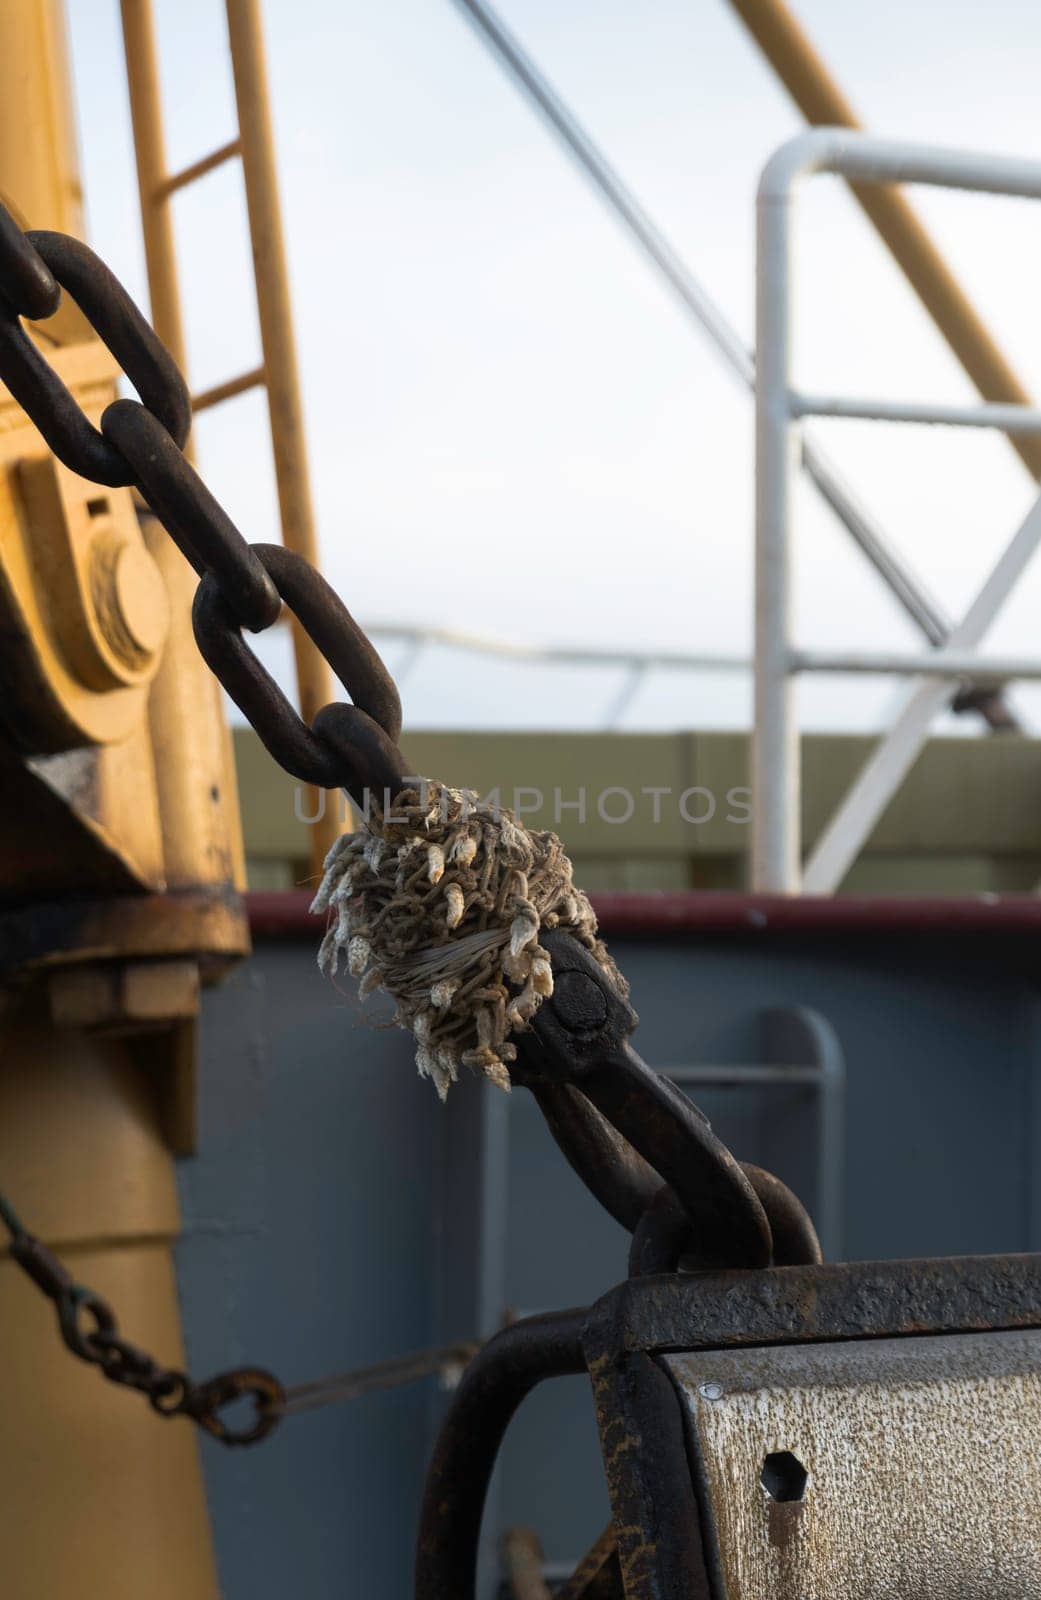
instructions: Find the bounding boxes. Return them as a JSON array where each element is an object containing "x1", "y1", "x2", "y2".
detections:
[{"x1": 311, "y1": 781, "x2": 626, "y2": 1099}]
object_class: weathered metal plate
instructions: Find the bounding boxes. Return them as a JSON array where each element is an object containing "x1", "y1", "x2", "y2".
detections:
[{"x1": 664, "y1": 1328, "x2": 1041, "y2": 1600}]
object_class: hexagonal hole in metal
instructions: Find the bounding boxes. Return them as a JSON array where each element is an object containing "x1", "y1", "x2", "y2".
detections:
[{"x1": 761, "y1": 1450, "x2": 809, "y2": 1502}]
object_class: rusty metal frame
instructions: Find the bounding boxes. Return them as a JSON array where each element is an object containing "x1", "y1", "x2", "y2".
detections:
[
  {"x1": 414, "y1": 1255, "x2": 1041, "y2": 1599},
  {"x1": 414, "y1": 1309, "x2": 587, "y2": 1600},
  {"x1": 582, "y1": 1253, "x2": 1041, "y2": 1599}
]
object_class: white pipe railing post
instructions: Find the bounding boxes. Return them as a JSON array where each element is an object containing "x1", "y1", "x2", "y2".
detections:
[
  {"x1": 753, "y1": 166, "x2": 800, "y2": 892},
  {"x1": 754, "y1": 129, "x2": 1041, "y2": 894}
]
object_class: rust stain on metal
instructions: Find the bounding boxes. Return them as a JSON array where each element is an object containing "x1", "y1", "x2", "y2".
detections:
[
  {"x1": 555, "y1": 1526, "x2": 620, "y2": 1599},
  {"x1": 665, "y1": 1328, "x2": 1041, "y2": 1600},
  {"x1": 765, "y1": 1499, "x2": 803, "y2": 1550}
]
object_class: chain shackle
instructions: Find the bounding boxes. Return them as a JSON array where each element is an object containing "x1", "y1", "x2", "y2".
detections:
[
  {"x1": 627, "y1": 1165, "x2": 822, "y2": 1278},
  {"x1": 192, "y1": 542, "x2": 407, "y2": 800},
  {"x1": 514, "y1": 931, "x2": 774, "y2": 1271},
  {"x1": 0, "y1": 220, "x2": 190, "y2": 485}
]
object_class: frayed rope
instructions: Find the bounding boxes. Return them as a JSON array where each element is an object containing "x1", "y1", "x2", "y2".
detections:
[{"x1": 310, "y1": 780, "x2": 626, "y2": 1099}]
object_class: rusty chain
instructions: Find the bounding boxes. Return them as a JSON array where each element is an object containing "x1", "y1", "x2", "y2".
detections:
[
  {"x1": 0, "y1": 199, "x2": 807, "y2": 1450},
  {"x1": 0, "y1": 206, "x2": 408, "y2": 808},
  {"x1": 0, "y1": 1190, "x2": 479, "y2": 1445},
  {"x1": 0, "y1": 1192, "x2": 283, "y2": 1445},
  {"x1": 0, "y1": 202, "x2": 425, "y2": 1444}
]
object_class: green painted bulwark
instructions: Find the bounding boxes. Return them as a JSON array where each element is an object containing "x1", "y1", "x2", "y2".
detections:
[{"x1": 233, "y1": 728, "x2": 1041, "y2": 895}]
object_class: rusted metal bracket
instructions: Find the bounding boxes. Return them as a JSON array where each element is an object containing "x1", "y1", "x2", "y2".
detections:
[{"x1": 418, "y1": 1254, "x2": 1041, "y2": 1600}]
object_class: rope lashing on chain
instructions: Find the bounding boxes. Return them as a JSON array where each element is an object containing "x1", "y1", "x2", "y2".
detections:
[
  {"x1": 0, "y1": 197, "x2": 801, "y2": 1473},
  {"x1": 311, "y1": 780, "x2": 627, "y2": 1099}
]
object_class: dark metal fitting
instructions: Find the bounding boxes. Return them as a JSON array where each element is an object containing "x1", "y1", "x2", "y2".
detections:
[
  {"x1": 149, "y1": 1370, "x2": 191, "y2": 1416},
  {"x1": 627, "y1": 1166, "x2": 822, "y2": 1278},
  {"x1": 311, "y1": 702, "x2": 410, "y2": 812},
  {"x1": 192, "y1": 543, "x2": 405, "y2": 794},
  {"x1": 8, "y1": 1233, "x2": 75, "y2": 1301},
  {"x1": 0, "y1": 232, "x2": 189, "y2": 485},
  {"x1": 184, "y1": 1366, "x2": 286, "y2": 1447},
  {"x1": 415, "y1": 1310, "x2": 587, "y2": 1600},
  {"x1": 57, "y1": 1286, "x2": 118, "y2": 1363},
  {"x1": 0, "y1": 202, "x2": 61, "y2": 320},
  {"x1": 515, "y1": 930, "x2": 773, "y2": 1271},
  {"x1": 101, "y1": 400, "x2": 281, "y2": 632},
  {"x1": 93, "y1": 1333, "x2": 161, "y2": 1389}
]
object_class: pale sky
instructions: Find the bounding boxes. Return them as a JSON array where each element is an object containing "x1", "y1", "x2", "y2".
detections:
[{"x1": 66, "y1": 0, "x2": 1041, "y2": 732}]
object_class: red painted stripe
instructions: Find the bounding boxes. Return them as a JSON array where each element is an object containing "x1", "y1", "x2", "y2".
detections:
[{"x1": 246, "y1": 888, "x2": 1041, "y2": 940}]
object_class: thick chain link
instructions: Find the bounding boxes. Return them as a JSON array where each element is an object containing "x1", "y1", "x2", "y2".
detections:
[
  {"x1": 0, "y1": 202, "x2": 422, "y2": 1443},
  {"x1": 0, "y1": 201, "x2": 408, "y2": 806}
]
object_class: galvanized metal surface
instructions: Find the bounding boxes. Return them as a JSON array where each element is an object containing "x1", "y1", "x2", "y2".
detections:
[
  {"x1": 666, "y1": 1328, "x2": 1041, "y2": 1600},
  {"x1": 586, "y1": 1258, "x2": 1041, "y2": 1600}
]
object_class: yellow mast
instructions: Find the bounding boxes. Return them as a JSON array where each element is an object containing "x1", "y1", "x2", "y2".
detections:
[
  {"x1": 120, "y1": 0, "x2": 341, "y2": 872},
  {"x1": 0, "y1": 3, "x2": 243, "y2": 1593}
]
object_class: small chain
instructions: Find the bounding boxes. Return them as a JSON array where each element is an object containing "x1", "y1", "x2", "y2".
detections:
[
  {"x1": 0, "y1": 205, "x2": 408, "y2": 809},
  {"x1": 0, "y1": 1189, "x2": 478, "y2": 1445},
  {"x1": 0, "y1": 1198, "x2": 283, "y2": 1446}
]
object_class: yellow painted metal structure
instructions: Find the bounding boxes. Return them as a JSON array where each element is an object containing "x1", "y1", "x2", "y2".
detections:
[
  {"x1": 0, "y1": 3, "x2": 247, "y2": 1593},
  {"x1": 0, "y1": 364, "x2": 168, "y2": 753},
  {"x1": 0, "y1": 1005, "x2": 219, "y2": 1599},
  {"x1": 728, "y1": 0, "x2": 1041, "y2": 481},
  {"x1": 120, "y1": 0, "x2": 340, "y2": 871}
]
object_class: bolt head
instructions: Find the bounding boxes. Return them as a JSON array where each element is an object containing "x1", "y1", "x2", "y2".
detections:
[
  {"x1": 111, "y1": 541, "x2": 168, "y2": 657},
  {"x1": 90, "y1": 534, "x2": 169, "y2": 667}
]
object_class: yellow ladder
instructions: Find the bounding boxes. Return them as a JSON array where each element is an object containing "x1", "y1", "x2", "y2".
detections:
[{"x1": 119, "y1": 0, "x2": 339, "y2": 871}]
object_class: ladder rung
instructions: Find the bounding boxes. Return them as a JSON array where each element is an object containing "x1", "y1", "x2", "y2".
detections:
[
  {"x1": 156, "y1": 137, "x2": 242, "y2": 202},
  {"x1": 192, "y1": 364, "x2": 265, "y2": 414},
  {"x1": 666, "y1": 1063, "x2": 821, "y2": 1086}
]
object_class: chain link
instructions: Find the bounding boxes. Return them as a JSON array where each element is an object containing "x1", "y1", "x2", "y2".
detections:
[
  {"x1": 0, "y1": 201, "x2": 422, "y2": 1442},
  {"x1": 1, "y1": 1190, "x2": 480, "y2": 1446},
  {"x1": 2, "y1": 1212, "x2": 283, "y2": 1446},
  {"x1": 0, "y1": 200, "x2": 405, "y2": 806}
]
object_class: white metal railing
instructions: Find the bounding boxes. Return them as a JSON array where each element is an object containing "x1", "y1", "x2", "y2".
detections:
[
  {"x1": 368, "y1": 623, "x2": 749, "y2": 729},
  {"x1": 448, "y1": 0, "x2": 1017, "y2": 734},
  {"x1": 753, "y1": 128, "x2": 1041, "y2": 894}
]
